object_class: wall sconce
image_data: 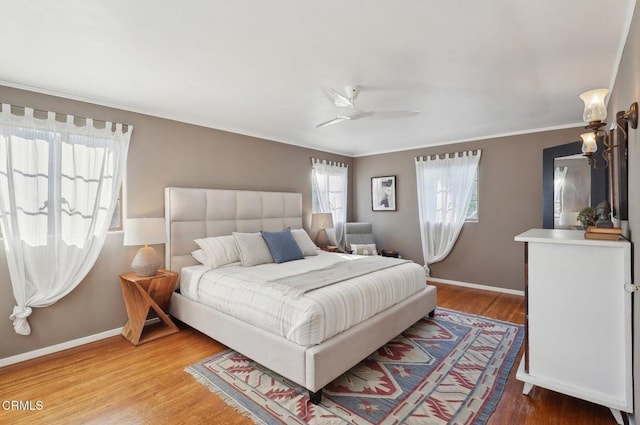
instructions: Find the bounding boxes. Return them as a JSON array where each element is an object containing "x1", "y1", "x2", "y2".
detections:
[{"x1": 579, "y1": 88, "x2": 638, "y2": 169}]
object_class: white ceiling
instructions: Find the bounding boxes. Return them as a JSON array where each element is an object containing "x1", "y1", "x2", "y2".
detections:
[{"x1": 0, "y1": 0, "x2": 635, "y2": 156}]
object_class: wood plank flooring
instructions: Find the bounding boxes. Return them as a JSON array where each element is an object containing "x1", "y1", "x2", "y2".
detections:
[{"x1": 0, "y1": 282, "x2": 622, "y2": 424}]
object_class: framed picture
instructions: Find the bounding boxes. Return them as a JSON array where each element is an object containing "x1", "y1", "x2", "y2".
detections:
[
  {"x1": 611, "y1": 118, "x2": 629, "y2": 221},
  {"x1": 371, "y1": 176, "x2": 397, "y2": 211}
]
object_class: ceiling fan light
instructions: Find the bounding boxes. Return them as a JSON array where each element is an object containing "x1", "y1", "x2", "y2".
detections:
[
  {"x1": 580, "y1": 132, "x2": 598, "y2": 154},
  {"x1": 580, "y1": 88, "x2": 609, "y2": 123}
]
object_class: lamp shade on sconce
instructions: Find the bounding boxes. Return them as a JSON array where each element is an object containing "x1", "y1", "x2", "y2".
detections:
[
  {"x1": 580, "y1": 132, "x2": 598, "y2": 155},
  {"x1": 580, "y1": 88, "x2": 609, "y2": 123},
  {"x1": 123, "y1": 218, "x2": 166, "y2": 276}
]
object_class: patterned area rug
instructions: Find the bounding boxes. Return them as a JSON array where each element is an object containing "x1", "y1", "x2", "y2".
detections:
[{"x1": 186, "y1": 308, "x2": 523, "y2": 424}]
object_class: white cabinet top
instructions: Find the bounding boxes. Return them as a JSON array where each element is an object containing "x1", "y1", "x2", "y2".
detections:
[{"x1": 515, "y1": 228, "x2": 630, "y2": 248}]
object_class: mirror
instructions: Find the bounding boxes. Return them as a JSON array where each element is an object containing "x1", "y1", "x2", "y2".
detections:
[
  {"x1": 542, "y1": 141, "x2": 608, "y2": 229},
  {"x1": 553, "y1": 155, "x2": 591, "y2": 228}
]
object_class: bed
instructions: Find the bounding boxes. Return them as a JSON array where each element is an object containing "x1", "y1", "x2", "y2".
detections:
[{"x1": 165, "y1": 187, "x2": 437, "y2": 403}]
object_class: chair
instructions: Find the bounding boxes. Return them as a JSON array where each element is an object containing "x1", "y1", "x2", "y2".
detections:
[{"x1": 345, "y1": 222, "x2": 376, "y2": 254}]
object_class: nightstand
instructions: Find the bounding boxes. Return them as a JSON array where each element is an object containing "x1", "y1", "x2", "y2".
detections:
[
  {"x1": 380, "y1": 249, "x2": 399, "y2": 258},
  {"x1": 119, "y1": 269, "x2": 179, "y2": 345},
  {"x1": 321, "y1": 245, "x2": 339, "y2": 252}
]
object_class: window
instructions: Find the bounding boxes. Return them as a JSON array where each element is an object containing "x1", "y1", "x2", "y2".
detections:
[
  {"x1": 465, "y1": 170, "x2": 479, "y2": 222},
  {"x1": 415, "y1": 150, "x2": 481, "y2": 273},
  {"x1": 311, "y1": 158, "x2": 348, "y2": 247},
  {"x1": 0, "y1": 128, "x2": 122, "y2": 244},
  {"x1": 311, "y1": 172, "x2": 346, "y2": 216},
  {"x1": 109, "y1": 188, "x2": 123, "y2": 230},
  {"x1": 0, "y1": 104, "x2": 131, "y2": 335}
]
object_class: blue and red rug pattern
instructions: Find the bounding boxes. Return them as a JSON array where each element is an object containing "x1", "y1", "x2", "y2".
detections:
[{"x1": 186, "y1": 308, "x2": 523, "y2": 424}]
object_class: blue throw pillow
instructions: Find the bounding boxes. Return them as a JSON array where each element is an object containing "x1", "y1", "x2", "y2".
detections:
[{"x1": 261, "y1": 229, "x2": 304, "y2": 264}]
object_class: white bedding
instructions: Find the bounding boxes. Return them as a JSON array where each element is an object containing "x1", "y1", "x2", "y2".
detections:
[{"x1": 180, "y1": 251, "x2": 427, "y2": 346}]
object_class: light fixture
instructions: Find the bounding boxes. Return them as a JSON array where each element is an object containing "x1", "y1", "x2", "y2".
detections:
[
  {"x1": 123, "y1": 218, "x2": 166, "y2": 276},
  {"x1": 579, "y1": 88, "x2": 638, "y2": 169},
  {"x1": 311, "y1": 213, "x2": 334, "y2": 247}
]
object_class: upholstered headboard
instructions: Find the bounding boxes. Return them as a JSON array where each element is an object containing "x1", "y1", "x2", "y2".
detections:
[{"x1": 164, "y1": 187, "x2": 303, "y2": 274}]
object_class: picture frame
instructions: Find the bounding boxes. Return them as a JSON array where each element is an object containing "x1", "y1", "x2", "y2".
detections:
[
  {"x1": 371, "y1": 175, "x2": 397, "y2": 211},
  {"x1": 611, "y1": 118, "x2": 629, "y2": 221}
]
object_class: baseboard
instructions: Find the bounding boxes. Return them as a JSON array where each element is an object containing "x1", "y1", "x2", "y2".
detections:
[
  {"x1": 0, "y1": 327, "x2": 122, "y2": 368},
  {"x1": 0, "y1": 318, "x2": 159, "y2": 368},
  {"x1": 428, "y1": 277, "x2": 525, "y2": 297}
]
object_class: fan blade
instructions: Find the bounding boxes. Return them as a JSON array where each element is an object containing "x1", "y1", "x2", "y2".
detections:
[
  {"x1": 346, "y1": 111, "x2": 374, "y2": 120},
  {"x1": 316, "y1": 117, "x2": 348, "y2": 128},
  {"x1": 316, "y1": 111, "x2": 375, "y2": 128},
  {"x1": 321, "y1": 87, "x2": 355, "y2": 108},
  {"x1": 369, "y1": 110, "x2": 420, "y2": 119}
]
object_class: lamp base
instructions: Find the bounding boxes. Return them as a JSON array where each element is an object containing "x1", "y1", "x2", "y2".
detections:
[
  {"x1": 131, "y1": 246, "x2": 162, "y2": 277},
  {"x1": 315, "y1": 228, "x2": 330, "y2": 247}
]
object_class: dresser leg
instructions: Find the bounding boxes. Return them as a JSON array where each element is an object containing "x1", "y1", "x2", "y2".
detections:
[
  {"x1": 522, "y1": 382, "x2": 534, "y2": 395},
  {"x1": 609, "y1": 408, "x2": 624, "y2": 425}
]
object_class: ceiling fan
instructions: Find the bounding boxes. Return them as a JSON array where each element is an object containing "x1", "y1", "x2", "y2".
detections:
[{"x1": 316, "y1": 85, "x2": 419, "y2": 128}]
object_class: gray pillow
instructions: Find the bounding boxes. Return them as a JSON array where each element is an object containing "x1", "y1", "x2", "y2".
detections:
[
  {"x1": 232, "y1": 232, "x2": 274, "y2": 266},
  {"x1": 261, "y1": 229, "x2": 304, "y2": 263}
]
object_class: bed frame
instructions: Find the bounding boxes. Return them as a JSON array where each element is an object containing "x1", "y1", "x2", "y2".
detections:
[{"x1": 164, "y1": 187, "x2": 437, "y2": 403}]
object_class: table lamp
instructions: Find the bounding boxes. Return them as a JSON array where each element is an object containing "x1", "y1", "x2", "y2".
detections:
[
  {"x1": 311, "y1": 213, "x2": 334, "y2": 247},
  {"x1": 123, "y1": 217, "x2": 166, "y2": 276}
]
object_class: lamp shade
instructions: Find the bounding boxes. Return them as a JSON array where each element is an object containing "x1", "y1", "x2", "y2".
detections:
[
  {"x1": 123, "y1": 218, "x2": 166, "y2": 246},
  {"x1": 580, "y1": 132, "x2": 597, "y2": 155},
  {"x1": 311, "y1": 213, "x2": 334, "y2": 230},
  {"x1": 580, "y1": 88, "x2": 609, "y2": 122}
]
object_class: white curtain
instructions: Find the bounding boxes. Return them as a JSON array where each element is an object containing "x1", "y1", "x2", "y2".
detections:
[
  {"x1": 415, "y1": 150, "x2": 481, "y2": 275},
  {"x1": 553, "y1": 165, "x2": 568, "y2": 218},
  {"x1": 311, "y1": 158, "x2": 348, "y2": 249},
  {"x1": 0, "y1": 104, "x2": 131, "y2": 335}
]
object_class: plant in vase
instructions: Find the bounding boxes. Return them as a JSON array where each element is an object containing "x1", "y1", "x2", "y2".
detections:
[{"x1": 577, "y1": 207, "x2": 597, "y2": 229}]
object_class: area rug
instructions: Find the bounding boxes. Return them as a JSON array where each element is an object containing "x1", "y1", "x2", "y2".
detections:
[{"x1": 186, "y1": 308, "x2": 523, "y2": 424}]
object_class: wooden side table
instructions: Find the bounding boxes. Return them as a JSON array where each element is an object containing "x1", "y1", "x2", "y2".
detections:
[
  {"x1": 321, "y1": 245, "x2": 339, "y2": 252},
  {"x1": 119, "y1": 269, "x2": 179, "y2": 345}
]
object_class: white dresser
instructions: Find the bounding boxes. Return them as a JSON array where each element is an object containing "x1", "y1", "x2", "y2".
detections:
[{"x1": 514, "y1": 229, "x2": 633, "y2": 424}]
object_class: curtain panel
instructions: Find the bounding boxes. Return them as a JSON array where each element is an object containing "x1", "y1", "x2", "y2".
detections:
[
  {"x1": 415, "y1": 150, "x2": 481, "y2": 275},
  {"x1": 0, "y1": 104, "x2": 132, "y2": 335},
  {"x1": 311, "y1": 158, "x2": 348, "y2": 249}
]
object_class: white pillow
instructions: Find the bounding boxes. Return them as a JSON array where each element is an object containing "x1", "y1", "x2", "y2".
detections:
[
  {"x1": 191, "y1": 249, "x2": 206, "y2": 264},
  {"x1": 194, "y1": 235, "x2": 241, "y2": 269},
  {"x1": 351, "y1": 243, "x2": 378, "y2": 256},
  {"x1": 290, "y1": 228, "x2": 318, "y2": 256},
  {"x1": 232, "y1": 232, "x2": 274, "y2": 266}
]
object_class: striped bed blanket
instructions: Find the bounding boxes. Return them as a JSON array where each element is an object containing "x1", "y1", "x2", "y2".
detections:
[{"x1": 267, "y1": 255, "x2": 410, "y2": 297}]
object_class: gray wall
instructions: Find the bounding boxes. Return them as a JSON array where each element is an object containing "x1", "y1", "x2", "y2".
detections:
[
  {"x1": 353, "y1": 128, "x2": 585, "y2": 291},
  {"x1": 0, "y1": 85, "x2": 353, "y2": 359}
]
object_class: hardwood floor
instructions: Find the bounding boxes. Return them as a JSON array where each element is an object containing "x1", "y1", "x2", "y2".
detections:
[{"x1": 0, "y1": 282, "x2": 622, "y2": 424}]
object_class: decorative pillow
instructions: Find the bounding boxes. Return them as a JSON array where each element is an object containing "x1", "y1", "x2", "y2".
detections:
[
  {"x1": 351, "y1": 243, "x2": 378, "y2": 256},
  {"x1": 290, "y1": 228, "x2": 319, "y2": 256},
  {"x1": 191, "y1": 249, "x2": 206, "y2": 264},
  {"x1": 232, "y1": 232, "x2": 274, "y2": 266},
  {"x1": 261, "y1": 229, "x2": 304, "y2": 264},
  {"x1": 194, "y1": 235, "x2": 241, "y2": 269}
]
